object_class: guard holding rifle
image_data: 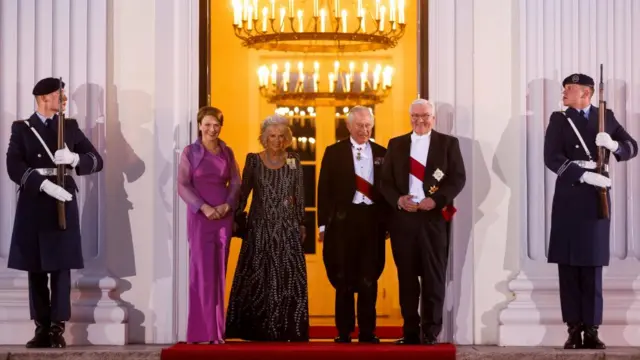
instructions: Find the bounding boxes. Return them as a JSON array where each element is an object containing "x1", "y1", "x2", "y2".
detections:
[
  {"x1": 544, "y1": 72, "x2": 637, "y2": 349},
  {"x1": 5, "y1": 77, "x2": 103, "y2": 348}
]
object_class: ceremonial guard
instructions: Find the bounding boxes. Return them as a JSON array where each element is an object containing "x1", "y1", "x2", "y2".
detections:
[
  {"x1": 318, "y1": 106, "x2": 388, "y2": 343},
  {"x1": 380, "y1": 99, "x2": 465, "y2": 345},
  {"x1": 5, "y1": 77, "x2": 104, "y2": 348},
  {"x1": 544, "y1": 73, "x2": 637, "y2": 349}
]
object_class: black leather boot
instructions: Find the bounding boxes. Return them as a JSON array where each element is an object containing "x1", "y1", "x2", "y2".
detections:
[
  {"x1": 49, "y1": 321, "x2": 66, "y2": 348},
  {"x1": 26, "y1": 320, "x2": 51, "y2": 348},
  {"x1": 563, "y1": 323, "x2": 582, "y2": 349},
  {"x1": 582, "y1": 325, "x2": 606, "y2": 349}
]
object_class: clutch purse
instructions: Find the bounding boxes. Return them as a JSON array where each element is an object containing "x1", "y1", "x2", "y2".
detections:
[{"x1": 233, "y1": 211, "x2": 248, "y2": 239}]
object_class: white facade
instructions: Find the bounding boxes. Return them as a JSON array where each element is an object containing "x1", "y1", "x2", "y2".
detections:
[{"x1": 0, "y1": 0, "x2": 639, "y2": 346}]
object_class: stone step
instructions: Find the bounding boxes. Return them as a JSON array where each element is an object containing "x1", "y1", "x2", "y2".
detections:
[{"x1": 0, "y1": 345, "x2": 639, "y2": 360}]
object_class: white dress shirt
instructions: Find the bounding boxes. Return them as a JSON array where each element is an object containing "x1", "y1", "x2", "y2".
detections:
[
  {"x1": 350, "y1": 137, "x2": 374, "y2": 205},
  {"x1": 409, "y1": 131, "x2": 431, "y2": 203}
]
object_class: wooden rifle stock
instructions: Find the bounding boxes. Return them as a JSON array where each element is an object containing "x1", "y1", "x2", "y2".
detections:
[
  {"x1": 596, "y1": 64, "x2": 609, "y2": 219},
  {"x1": 57, "y1": 77, "x2": 67, "y2": 230}
]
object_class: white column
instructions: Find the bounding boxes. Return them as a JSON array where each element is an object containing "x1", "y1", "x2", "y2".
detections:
[
  {"x1": 428, "y1": 0, "x2": 476, "y2": 345},
  {"x1": 0, "y1": 0, "x2": 127, "y2": 345},
  {"x1": 499, "y1": 0, "x2": 640, "y2": 347}
]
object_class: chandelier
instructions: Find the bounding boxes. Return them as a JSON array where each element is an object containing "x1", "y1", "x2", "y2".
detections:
[
  {"x1": 257, "y1": 60, "x2": 393, "y2": 107},
  {"x1": 232, "y1": 0, "x2": 407, "y2": 53}
]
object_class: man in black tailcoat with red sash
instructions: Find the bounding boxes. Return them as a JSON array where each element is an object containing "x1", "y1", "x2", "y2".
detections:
[
  {"x1": 318, "y1": 106, "x2": 389, "y2": 344},
  {"x1": 380, "y1": 99, "x2": 465, "y2": 345}
]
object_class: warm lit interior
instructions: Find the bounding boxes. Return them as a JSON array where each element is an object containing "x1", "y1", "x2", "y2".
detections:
[{"x1": 211, "y1": 0, "x2": 418, "y2": 326}]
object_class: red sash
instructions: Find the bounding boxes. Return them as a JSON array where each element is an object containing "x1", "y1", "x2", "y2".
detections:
[
  {"x1": 355, "y1": 175, "x2": 373, "y2": 200},
  {"x1": 409, "y1": 157, "x2": 457, "y2": 221},
  {"x1": 410, "y1": 157, "x2": 425, "y2": 181}
]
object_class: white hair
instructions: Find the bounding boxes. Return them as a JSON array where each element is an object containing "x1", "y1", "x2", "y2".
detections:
[
  {"x1": 346, "y1": 105, "x2": 375, "y2": 125},
  {"x1": 409, "y1": 98, "x2": 436, "y2": 116},
  {"x1": 258, "y1": 114, "x2": 293, "y2": 148}
]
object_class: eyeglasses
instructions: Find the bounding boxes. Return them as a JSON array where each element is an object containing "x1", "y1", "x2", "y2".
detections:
[{"x1": 410, "y1": 113, "x2": 432, "y2": 119}]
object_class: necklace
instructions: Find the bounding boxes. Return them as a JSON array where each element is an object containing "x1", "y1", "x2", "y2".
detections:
[{"x1": 265, "y1": 151, "x2": 284, "y2": 165}]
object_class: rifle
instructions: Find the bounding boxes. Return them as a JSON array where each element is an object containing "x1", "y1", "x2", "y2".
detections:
[
  {"x1": 596, "y1": 64, "x2": 609, "y2": 219},
  {"x1": 57, "y1": 77, "x2": 67, "y2": 230}
]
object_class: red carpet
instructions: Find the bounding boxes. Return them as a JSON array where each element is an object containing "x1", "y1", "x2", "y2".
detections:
[
  {"x1": 161, "y1": 342, "x2": 456, "y2": 360},
  {"x1": 309, "y1": 326, "x2": 403, "y2": 339}
]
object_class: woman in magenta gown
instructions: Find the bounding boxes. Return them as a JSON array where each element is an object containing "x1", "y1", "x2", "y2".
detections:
[{"x1": 177, "y1": 106, "x2": 241, "y2": 344}]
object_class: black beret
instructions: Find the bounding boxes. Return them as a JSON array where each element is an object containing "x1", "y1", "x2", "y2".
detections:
[
  {"x1": 562, "y1": 73, "x2": 594, "y2": 88},
  {"x1": 32, "y1": 77, "x2": 65, "y2": 96}
]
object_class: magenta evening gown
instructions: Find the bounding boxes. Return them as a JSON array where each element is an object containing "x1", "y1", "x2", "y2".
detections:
[{"x1": 177, "y1": 139, "x2": 240, "y2": 343}]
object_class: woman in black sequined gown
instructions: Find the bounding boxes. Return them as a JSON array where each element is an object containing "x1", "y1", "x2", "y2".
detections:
[{"x1": 226, "y1": 114, "x2": 309, "y2": 342}]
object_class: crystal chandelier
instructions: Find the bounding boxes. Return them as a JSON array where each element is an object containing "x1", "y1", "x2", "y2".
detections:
[
  {"x1": 232, "y1": 0, "x2": 407, "y2": 53},
  {"x1": 257, "y1": 60, "x2": 393, "y2": 107}
]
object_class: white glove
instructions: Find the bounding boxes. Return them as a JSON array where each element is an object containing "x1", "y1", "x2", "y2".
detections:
[
  {"x1": 54, "y1": 145, "x2": 80, "y2": 167},
  {"x1": 595, "y1": 132, "x2": 619, "y2": 152},
  {"x1": 580, "y1": 172, "x2": 612, "y2": 188},
  {"x1": 40, "y1": 179, "x2": 73, "y2": 202}
]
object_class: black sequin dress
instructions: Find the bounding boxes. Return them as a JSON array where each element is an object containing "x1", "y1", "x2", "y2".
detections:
[{"x1": 225, "y1": 152, "x2": 309, "y2": 341}]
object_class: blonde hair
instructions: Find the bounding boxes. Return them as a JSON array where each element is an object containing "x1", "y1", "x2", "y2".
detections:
[{"x1": 258, "y1": 114, "x2": 293, "y2": 149}]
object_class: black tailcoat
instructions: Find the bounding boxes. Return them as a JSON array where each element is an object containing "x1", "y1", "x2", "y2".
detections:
[
  {"x1": 544, "y1": 106, "x2": 637, "y2": 267},
  {"x1": 6, "y1": 113, "x2": 103, "y2": 272},
  {"x1": 317, "y1": 139, "x2": 389, "y2": 289},
  {"x1": 379, "y1": 131, "x2": 466, "y2": 216}
]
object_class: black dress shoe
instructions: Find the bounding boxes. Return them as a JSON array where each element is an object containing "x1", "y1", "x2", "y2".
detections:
[
  {"x1": 421, "y1": 336, "x2": 437, "y2": 345},
  {"x1": 26, "y1": 321, "x2": 51, "y2": 348},
  {"x1": 563, "y1": 323, "x2": 582, "y2": 349},
  {"x1": 358, "y1": 335, "x2": 380, "y2": 344},
  {"x1": 582, "y1": 325, "x2": 606, "y2": 349},
  {"x1": 394, "y1": 336, "x2": 420, "y2": 345},
  {"x1": 334, "y1": 335, "x2": 352, "y2": 343},
  {"x1": 49, "y1": 321, "x2": 66, "y2": 348}
]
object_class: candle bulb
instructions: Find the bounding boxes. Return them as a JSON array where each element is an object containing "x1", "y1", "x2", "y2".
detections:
[
  {"x1": 360, "y1": 71, "x2": 366, "y2": 91},
  {"x1": 253, "y1": 0, "x2": 258, "y2": 20},
  {"x1": 334, "y1": 0, "x2": 340, "y2": 17},
  {"x1": 398, "y1": 0, "x2": 405, "y2": 24},
  {"x1": 329, "y1": 73, "x2": 335, "y2": 92},
  {"x1": 270, "y1": 0, "x2": 275, "y2": 19},
  {"x1": 360, "y1": 8, "x2": 366, "y2": 31},
  {"x1": 297, "y1": 9, "x2": 303, "y2": 32},
  {"x1": 358, "y1": 0, "x2": 363, "y2": 15},
  {"x1": 375, "y1": 0, "x2": 380, "y2": 20},
  {"x1": 314, "y1": 0, "x2": 319, "y2": 17},
  {"x1": 313, "y1": 73, "x2": 319, "y2": 92},
  {"x1": 379, "y1": 6, "x2": 385, "y2": 31},
  {"x1": 262, "y1": 7, "x2": 268, "y2": 32},
  {"x1": 390, "y1": 0, "x2": 395, "y2": 22},
  {"x1": 289, "y1": 0, "x2": 294, "y2": 18},
  {"x1": 341, "y1": 9, "x2": 347, "y2": 32},
  {"x1": 320, "y1": 8, "x2": 326, "y2": 32},
  {"x1": 243, "y1": 0, "x2": 249, "y2": 20},
  {"x1": 280, "y1": 7, "x2": 286, "y2": 31},
  {"x1": 271, "y1": 64, "x2": 277, "y2": 85},
  {"x1": 349, "y1": 61, "x2": 354, "y2": 77},
  {"x1": 247, "y1": 6, "x2": 253, "y2": 29},
  {"x1": 345, "y1": 74, "x2": 351, "y2": 92}
]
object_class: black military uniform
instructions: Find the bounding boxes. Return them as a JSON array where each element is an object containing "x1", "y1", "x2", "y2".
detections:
[
  {"x1": 5, "y1": 78, "x2": 104, "y2": 348},
  {"x1": 544, "y1": 73, "x2": 638, "y2": 349}
]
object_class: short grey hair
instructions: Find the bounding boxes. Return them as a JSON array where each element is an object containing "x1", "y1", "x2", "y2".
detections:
[
  {"x1": 346, "y1": 106, "x2": 375, "y2": 125},
  {"x1": 258, "y1": 114, "x2": 293, "y2": 149},
  {"x1": 409, "y1": 98, "x2": 436, "y2": 116}
]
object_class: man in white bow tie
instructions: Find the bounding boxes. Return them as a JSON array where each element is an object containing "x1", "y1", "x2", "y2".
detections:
[{"x1": 380, "y1": 98, "x2": 466, "y2": 345}]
